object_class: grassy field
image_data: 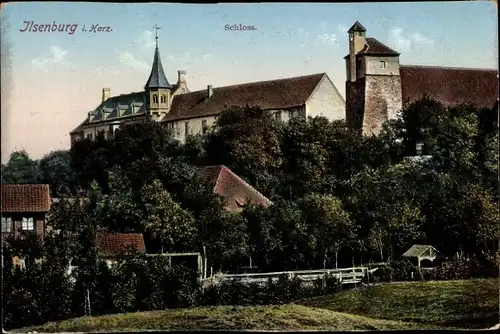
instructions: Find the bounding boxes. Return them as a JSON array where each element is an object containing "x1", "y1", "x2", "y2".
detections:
[
  {"x1": 299, "y1": 278, "x2": 499, "y2": 329},
  {"x1": 16, "y1": 278, "x2": 498, "y2": 332},
  {"x1": 16, "y1": 304, "x2": 423, "y2": 332}
]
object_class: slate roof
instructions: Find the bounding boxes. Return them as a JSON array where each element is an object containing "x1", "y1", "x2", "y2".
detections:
[
  {"x1": 348, "y1": 21, "x2": 366, "y2": 33},
  {"x1": 144, "y1": 46, "x2": 172, "y2": 90},
  {"x1": 86, "y1": 91, "x2": 146, "y2": 123},
  {"x1": 400, "y1": 65, "x2": 499, "y2": 109},
  {"x1": 198, "y1": 165, "x2": 272, "y2": 212},
  {"x1": 1, "y1": 184, "x2": 52, "y2": 213},
  {"x1": 96, "y1": 233, "x2": 146, "y2": 258},
  {"x1": 402, "y1": 244, "x2": 437, "y2": 257},
  {"x1": 163, "y1": 73, "x2": 326, "y2": 122}
]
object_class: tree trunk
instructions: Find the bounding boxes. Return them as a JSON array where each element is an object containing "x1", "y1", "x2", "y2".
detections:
[
  {"x1": 323, "y1": 250, "x2": 327, "y2": 270},
  {"x1": 335, "y1": 248, "x2": 339, "y2": 269},
  {"x1": 202, "y1": 245, "x2": 207, "y2": 279}
]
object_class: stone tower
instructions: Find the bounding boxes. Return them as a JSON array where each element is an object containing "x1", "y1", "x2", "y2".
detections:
[
  {"x1": 344, "y1": 21, "x2": 403, "y2": 136},
  {"x1": 144, "y1": 25, "x2": 172, "y2": 121}
]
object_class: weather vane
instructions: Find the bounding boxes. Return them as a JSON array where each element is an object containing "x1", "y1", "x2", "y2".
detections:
[{"x1": 153, "y1": 24, "x2": 161, "y2": 47}]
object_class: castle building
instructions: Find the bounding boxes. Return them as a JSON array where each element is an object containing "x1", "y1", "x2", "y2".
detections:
[
  {"x1": 70, "y1": 28, "x2": 346, "y2": 145},
  {"x1": 345, "y1": 21, "x2": 499, "y2": 136}
]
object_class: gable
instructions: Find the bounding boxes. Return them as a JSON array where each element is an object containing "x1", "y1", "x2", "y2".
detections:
[{"x1": 198, "y1": 165, "x2": 272, "y2": 212}]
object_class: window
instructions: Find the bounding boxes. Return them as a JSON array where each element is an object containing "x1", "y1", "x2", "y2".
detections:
[
  {"x1": 289, "y1": 110, "x2": 300, "y2": 119},
  {"x1": 153, "y1": 94, "x2": 158, "y2": 104},
  {"x1": 184, "y1": 122, "x2": 190, "y2": 137},
  {"x1": 273, "y1": 111, "x2": 282, "y2": 120},
  {"x1": 380, "y1": 61, "x2": 386, "y2": 69},
  {"x1": 21, "y1": 217, "x2": 34, "y2": 231},
  {"x1": 1, "y1": 217, "x2": 12, "y2": 233},
  {"x1": 202, "y1": 120, "x2": 208, "y2": 134},
  {"x1": 160, "y1": 94, "x2": 166, "y2": 103},
  {"x1": 416, "y1": 142, "x2": 424, "y2": 156}
]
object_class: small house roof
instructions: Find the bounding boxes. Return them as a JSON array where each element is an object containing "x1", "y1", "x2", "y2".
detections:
[
  {"x1": 1, "y1": 184, "x2": 52, "y2": 213},
  {"x1": 198, "y1": 165, "x2": 272, "y2": 212},
  {"x1": 402, "y1": 244, "x2": 438, "y2": 257},
  {"x1": 96, "y1": 233, "x2": 146, "y2": 258}
]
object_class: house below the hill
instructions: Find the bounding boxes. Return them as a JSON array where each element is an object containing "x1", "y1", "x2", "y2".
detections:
[{"x1": 198, "y1": 165, "x2": 272, "y2": 212}]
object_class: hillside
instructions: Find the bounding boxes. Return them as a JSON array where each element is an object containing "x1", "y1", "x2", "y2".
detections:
[
  {"x1": 16, "y1": 279, "x2": 497, "y2": 332},
  {"x1": 16, "y1": 304, "x2": 426, "y2": 332},
  {"x1": 298, "y1": 278, "x2": 499, "y2": 329}
]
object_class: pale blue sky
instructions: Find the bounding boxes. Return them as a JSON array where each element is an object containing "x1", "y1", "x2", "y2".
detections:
[{"x1": 1, "y1": 1, "x2": 498, "y2": 162}]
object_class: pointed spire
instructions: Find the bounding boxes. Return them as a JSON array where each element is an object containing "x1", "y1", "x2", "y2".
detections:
[
  {"x1": 144, "y1": 24, "x2": 172, "y2": 90},
  {"x1": 348, "y1": 21, "x2": 367, "y2": 33}
]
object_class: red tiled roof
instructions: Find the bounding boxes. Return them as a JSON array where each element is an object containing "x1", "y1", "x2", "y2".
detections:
[
  {"x1": 1, "y1": 184, "x2": 52, "y2": 213},
  {"x1": 400, "y1": 65, "x2": 499, "y2": 109},
  {"x1": 164, "y1": 73, "x2": 326, "y2": 122},
  {"x1": 198, "y1": 165, "x2": 272, "y2": 212},
  {"x1": 96, "y1": 233, "x2": 146, "y2": 258}
]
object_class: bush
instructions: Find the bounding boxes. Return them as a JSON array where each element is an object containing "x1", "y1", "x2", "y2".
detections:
[
  {"x1": 372, "y1": 264, "x2": 395, "y2": 283},
  {"x1": 430, "y1": 257, "x2": 488, "y2": 280}
]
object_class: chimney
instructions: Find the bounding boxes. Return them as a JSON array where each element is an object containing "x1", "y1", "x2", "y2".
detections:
[
  {"x1": 102, "y1": 88, "x2": 111, "y2": 102},
  {"x1": 178, "y1": 70, "x2": 186, "y2": 84},
  {"x1": 207, "y1": 85, "x2": 213, "y2": 98}
]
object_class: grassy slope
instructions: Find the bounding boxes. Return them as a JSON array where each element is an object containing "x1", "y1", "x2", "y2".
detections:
[
  {"x1": 299, "y1": 278, "x2": 499, "y2": 329},
  {"x1": 17, "y1": 305, "x2": 422, "y2": 333},
  {"x1": 17, "y1": 278, "x2": 498, "y2": 332}
]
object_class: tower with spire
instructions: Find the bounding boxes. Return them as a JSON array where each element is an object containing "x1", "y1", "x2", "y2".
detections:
[{"x1": 145, "y1": 24, "x2": 172, "y2": 120}]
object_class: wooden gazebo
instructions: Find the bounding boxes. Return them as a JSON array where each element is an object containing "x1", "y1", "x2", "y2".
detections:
[{"x1": 402, "y1": 244, "x2": 442, "y2": 267}]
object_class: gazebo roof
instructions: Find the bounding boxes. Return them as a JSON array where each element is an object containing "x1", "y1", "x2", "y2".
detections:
[{"x1": 402, "y1": 244, "x2": 439, "y2": 257}]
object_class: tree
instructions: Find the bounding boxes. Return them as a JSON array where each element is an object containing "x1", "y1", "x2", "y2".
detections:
[
  {"x1": 204, "y1": 105, "x2": 285, "y2": 197},
  {"x1": 343, "y1": 165, "x2": 424, "y2": 261},
  {"x1": 298, "y1": 194, "x2": 356, "y2": 269},
  {"x1": 39, "y1": 150, "x2": 76, "y2": 197},
  {"x1": 1, "y1": 150, "x2": 43, "y2": 184},
  {"x1": 140, "y1": 179, "x2": 197, "y2": 253},
  {"x1": 99, "y1": 168, "x2": 143, "y2": 233}
]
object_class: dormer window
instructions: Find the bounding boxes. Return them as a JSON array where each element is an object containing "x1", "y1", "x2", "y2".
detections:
[
  {"x1": 160, "y1": 94, "x2": 166, "y2": 103},
  {"x1": 380, "y1": 61, "x2": 386, "y2": 69},
  {"x1": 153, "y1": 94, "x2": 158, "y2": 104}
]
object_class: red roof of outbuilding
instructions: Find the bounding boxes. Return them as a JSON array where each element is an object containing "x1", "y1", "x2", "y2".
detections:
[
  {"x1": 198, "y1": 165, "x2": 272, "y2": 212},
  {"x1": 96, "y1": 233, "x2": 146, "y2": 258}
]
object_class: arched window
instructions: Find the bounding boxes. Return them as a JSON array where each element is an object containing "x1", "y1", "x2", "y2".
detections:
[
  {"x1": 160, "y1": 94, "x2": 166, "y2": 103},
  {"x1": 153, "y1": 94, "x2": 158, "y2": 104}
]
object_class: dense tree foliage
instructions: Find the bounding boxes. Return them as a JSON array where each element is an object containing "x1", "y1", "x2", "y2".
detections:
[{"x1": 3, "y1": 98, "x2": 498, "y2": 329}]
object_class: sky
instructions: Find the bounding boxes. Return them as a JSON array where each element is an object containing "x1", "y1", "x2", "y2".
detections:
[{"x1": 0, "y1": 1, "x2": 498, "y2": 163}]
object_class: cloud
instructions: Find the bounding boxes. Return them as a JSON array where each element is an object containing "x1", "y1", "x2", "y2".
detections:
[
  {"x1": 337, "y1": 24, "x2": 349, "y2": 33},
  {"x1": 297, "y1": 27, "x2": 309, "y2": 47},
  {"x1": 32, "y1": 45, "x2": 70, "y2": 72},
  {"x1": 389, "y1": 27, "x2": 434, "y2": 53},
  {"x1": 202, "y1": 53, "x2": 212, "y2": 61},
  {"x1": 316, "y1": 33, "x2": 337, "y2": 46},
  {"x1": 116, "y1": 50, "x2": 149, "y2": 71},
  {"x1": 390, "y1": 27, "x2": 412, "y2": 53},
  {"x1": 134, "y1": 30, "x2": 156, "y2": 52},
  {"x1": 411, "y1": 32, "x2": 434, "y2": 45}
]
